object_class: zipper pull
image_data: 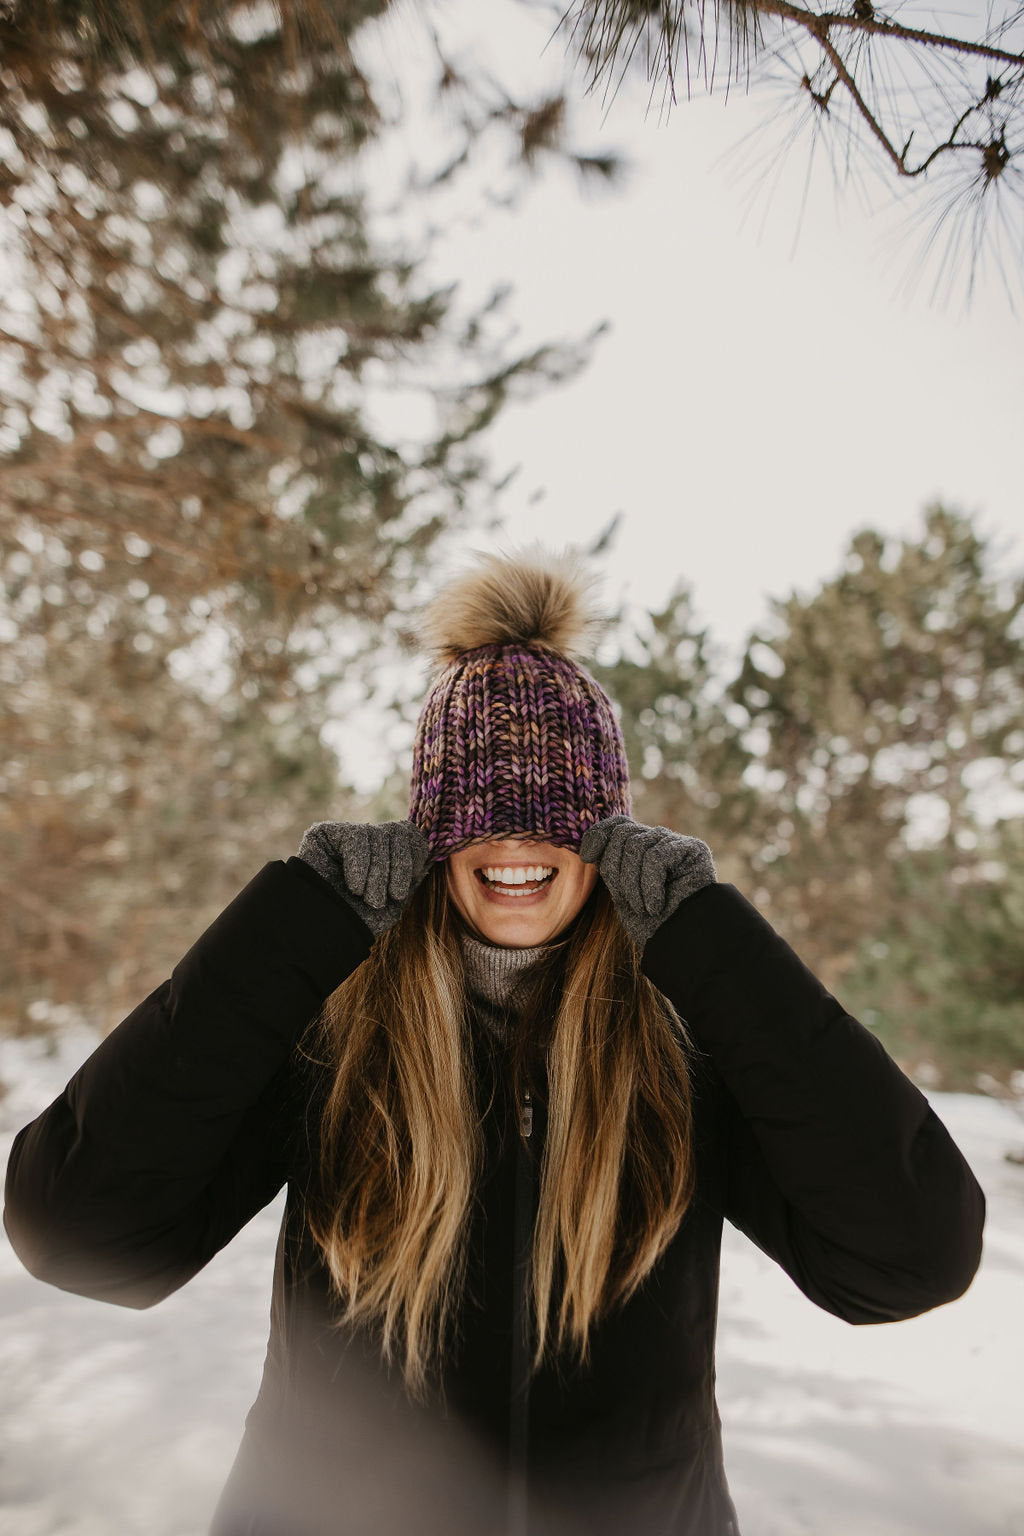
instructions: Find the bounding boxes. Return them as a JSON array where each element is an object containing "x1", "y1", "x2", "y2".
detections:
[{"x1": 520, "y1": 1087, "x2": 533, "y2": 1140}]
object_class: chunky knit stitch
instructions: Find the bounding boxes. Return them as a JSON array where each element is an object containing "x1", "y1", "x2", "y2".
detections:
[{"x1": 410, "y1": 642, "x2": 630, "y2": 863}]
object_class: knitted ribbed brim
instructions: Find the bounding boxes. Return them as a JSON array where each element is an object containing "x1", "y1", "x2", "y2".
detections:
[{"x1": 409, "y1": 641, "x2": 631, "y2": 863}]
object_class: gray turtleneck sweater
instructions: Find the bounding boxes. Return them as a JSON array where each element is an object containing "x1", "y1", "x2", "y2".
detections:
[{"x1": 460, "y1": 932, "x2": 550, "y2": 1038}]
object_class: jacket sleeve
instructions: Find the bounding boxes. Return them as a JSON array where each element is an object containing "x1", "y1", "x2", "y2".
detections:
[
  {"x1": 642, "y1": 883, "x2": 985, "y2": 1324},
  {"x1": 3, "y1": 857, "x2": 373, "y2": 1309}
]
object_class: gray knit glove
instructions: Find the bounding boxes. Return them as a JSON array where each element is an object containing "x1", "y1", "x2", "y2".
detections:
[
  {"x1": 579, "y1": 815, "x2": 717, "y2": 950},
  {"x1": 296, "y1": 820, "x2": 430, "y2": 939}
]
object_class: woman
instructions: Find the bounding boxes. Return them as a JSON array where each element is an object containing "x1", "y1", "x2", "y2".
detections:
[{"x1": 3, "y1": 548, "x2": 985, "y2": 1536}]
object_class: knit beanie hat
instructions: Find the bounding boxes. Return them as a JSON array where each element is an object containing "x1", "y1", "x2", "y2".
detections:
[{"x1": 409, "y1": 548, "x2": 631, "y2": 863}]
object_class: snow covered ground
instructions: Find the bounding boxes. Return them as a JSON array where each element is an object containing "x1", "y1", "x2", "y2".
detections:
[{"x1": 2, "y1": 1026, "x2": 1022, "y2": 1536}]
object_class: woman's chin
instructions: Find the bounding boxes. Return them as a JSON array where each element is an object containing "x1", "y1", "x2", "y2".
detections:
[{"x1": 468, "y1": 910, "x2": 558, "y2": 947}]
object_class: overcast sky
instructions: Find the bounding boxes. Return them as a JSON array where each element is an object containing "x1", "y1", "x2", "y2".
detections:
[{"x1": 375, "y1": 2, "x2": 1023, "y2": 668}]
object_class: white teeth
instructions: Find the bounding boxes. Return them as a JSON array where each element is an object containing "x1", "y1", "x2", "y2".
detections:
[{"x1": 481, "y1": 865, "x2": 554, "y2": 888}]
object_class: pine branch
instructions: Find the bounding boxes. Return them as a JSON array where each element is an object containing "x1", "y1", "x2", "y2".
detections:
[
  {"x1": 560, "y1": 0, "x2": 1024, "y2": 296},
  {"x1": 755, "y1": 1, "x2": 1024, "y2": 70}
]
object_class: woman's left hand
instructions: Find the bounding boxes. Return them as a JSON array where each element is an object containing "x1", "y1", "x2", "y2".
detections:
[{"x1": 579, "y1": 815, "x2": 716, "y2": 950}]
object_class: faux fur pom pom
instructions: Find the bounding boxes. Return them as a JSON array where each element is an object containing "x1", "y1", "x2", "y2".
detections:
[{"x1": 419, "y1": 546, "x2": 601, "y2": 664}]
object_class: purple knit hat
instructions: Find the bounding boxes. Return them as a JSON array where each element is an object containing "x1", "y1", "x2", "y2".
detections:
[{"x1": 409, "y1": 550, "x2": 631, "y2": 863}]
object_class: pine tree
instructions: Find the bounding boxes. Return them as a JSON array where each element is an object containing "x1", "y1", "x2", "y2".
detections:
[
  {"x1": 0, "y1": 1, "x2": 605, "y2": 1029},
  {"x1": 838, "y1": 820, "x2": 1024, "y2": 1087},
  {"x1": 603, "y1": 506, "x2": 1024, "y2": 1080},
  {"x1": 591, "y1": 579, "x2": 756, "y2": 887},
  {"x1": 728, "y1": 505, "x2": 1024, "y2": 972}
]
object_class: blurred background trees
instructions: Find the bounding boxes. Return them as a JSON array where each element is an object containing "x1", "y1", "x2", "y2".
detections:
[
  {"x1": 596, "y1": 505, "x2": 1024, "y2": 1088},
  {"x1": 0, "y1": 0, "x2": 604, "y2": 1026},
  {"x1": 1, "y1": 4, "x2": 1021, "y2": 1091}
]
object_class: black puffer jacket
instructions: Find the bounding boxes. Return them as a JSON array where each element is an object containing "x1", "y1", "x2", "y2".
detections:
[{"x1": 3, "y1": 859, "x2": 986, "y2": 1536}]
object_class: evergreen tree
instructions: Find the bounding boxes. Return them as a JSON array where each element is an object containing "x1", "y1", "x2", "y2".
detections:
[
  {"x1": 839, "y1": 820, "x2": 1024, "y2": 1087},
  {"x1": 590, "y1": 580, "x2": 756, "y2": 887},
  {"x1": 728, "y1": 505, "x2": 1024, "y2": 983},
  {"x1": 603, "y1": 507, "x2": 1024, "y2": 1081},
  {"x1": 0, "y1": 0, "x2": 605, "y2": 1030}
]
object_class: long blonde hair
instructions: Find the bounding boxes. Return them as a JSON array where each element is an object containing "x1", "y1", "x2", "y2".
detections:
[{"x1": 302, "y1": 867, "x2": 695, "y2": 1395}]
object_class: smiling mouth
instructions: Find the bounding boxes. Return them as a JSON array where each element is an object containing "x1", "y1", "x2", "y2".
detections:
[{"x1": 475, "y1": 864, "x2": 556, "y2": 897}]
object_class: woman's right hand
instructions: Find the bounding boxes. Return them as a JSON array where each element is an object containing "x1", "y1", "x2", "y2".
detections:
[{"x1": 296, "y1": 820, "x2": 430, "y2": 938}]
